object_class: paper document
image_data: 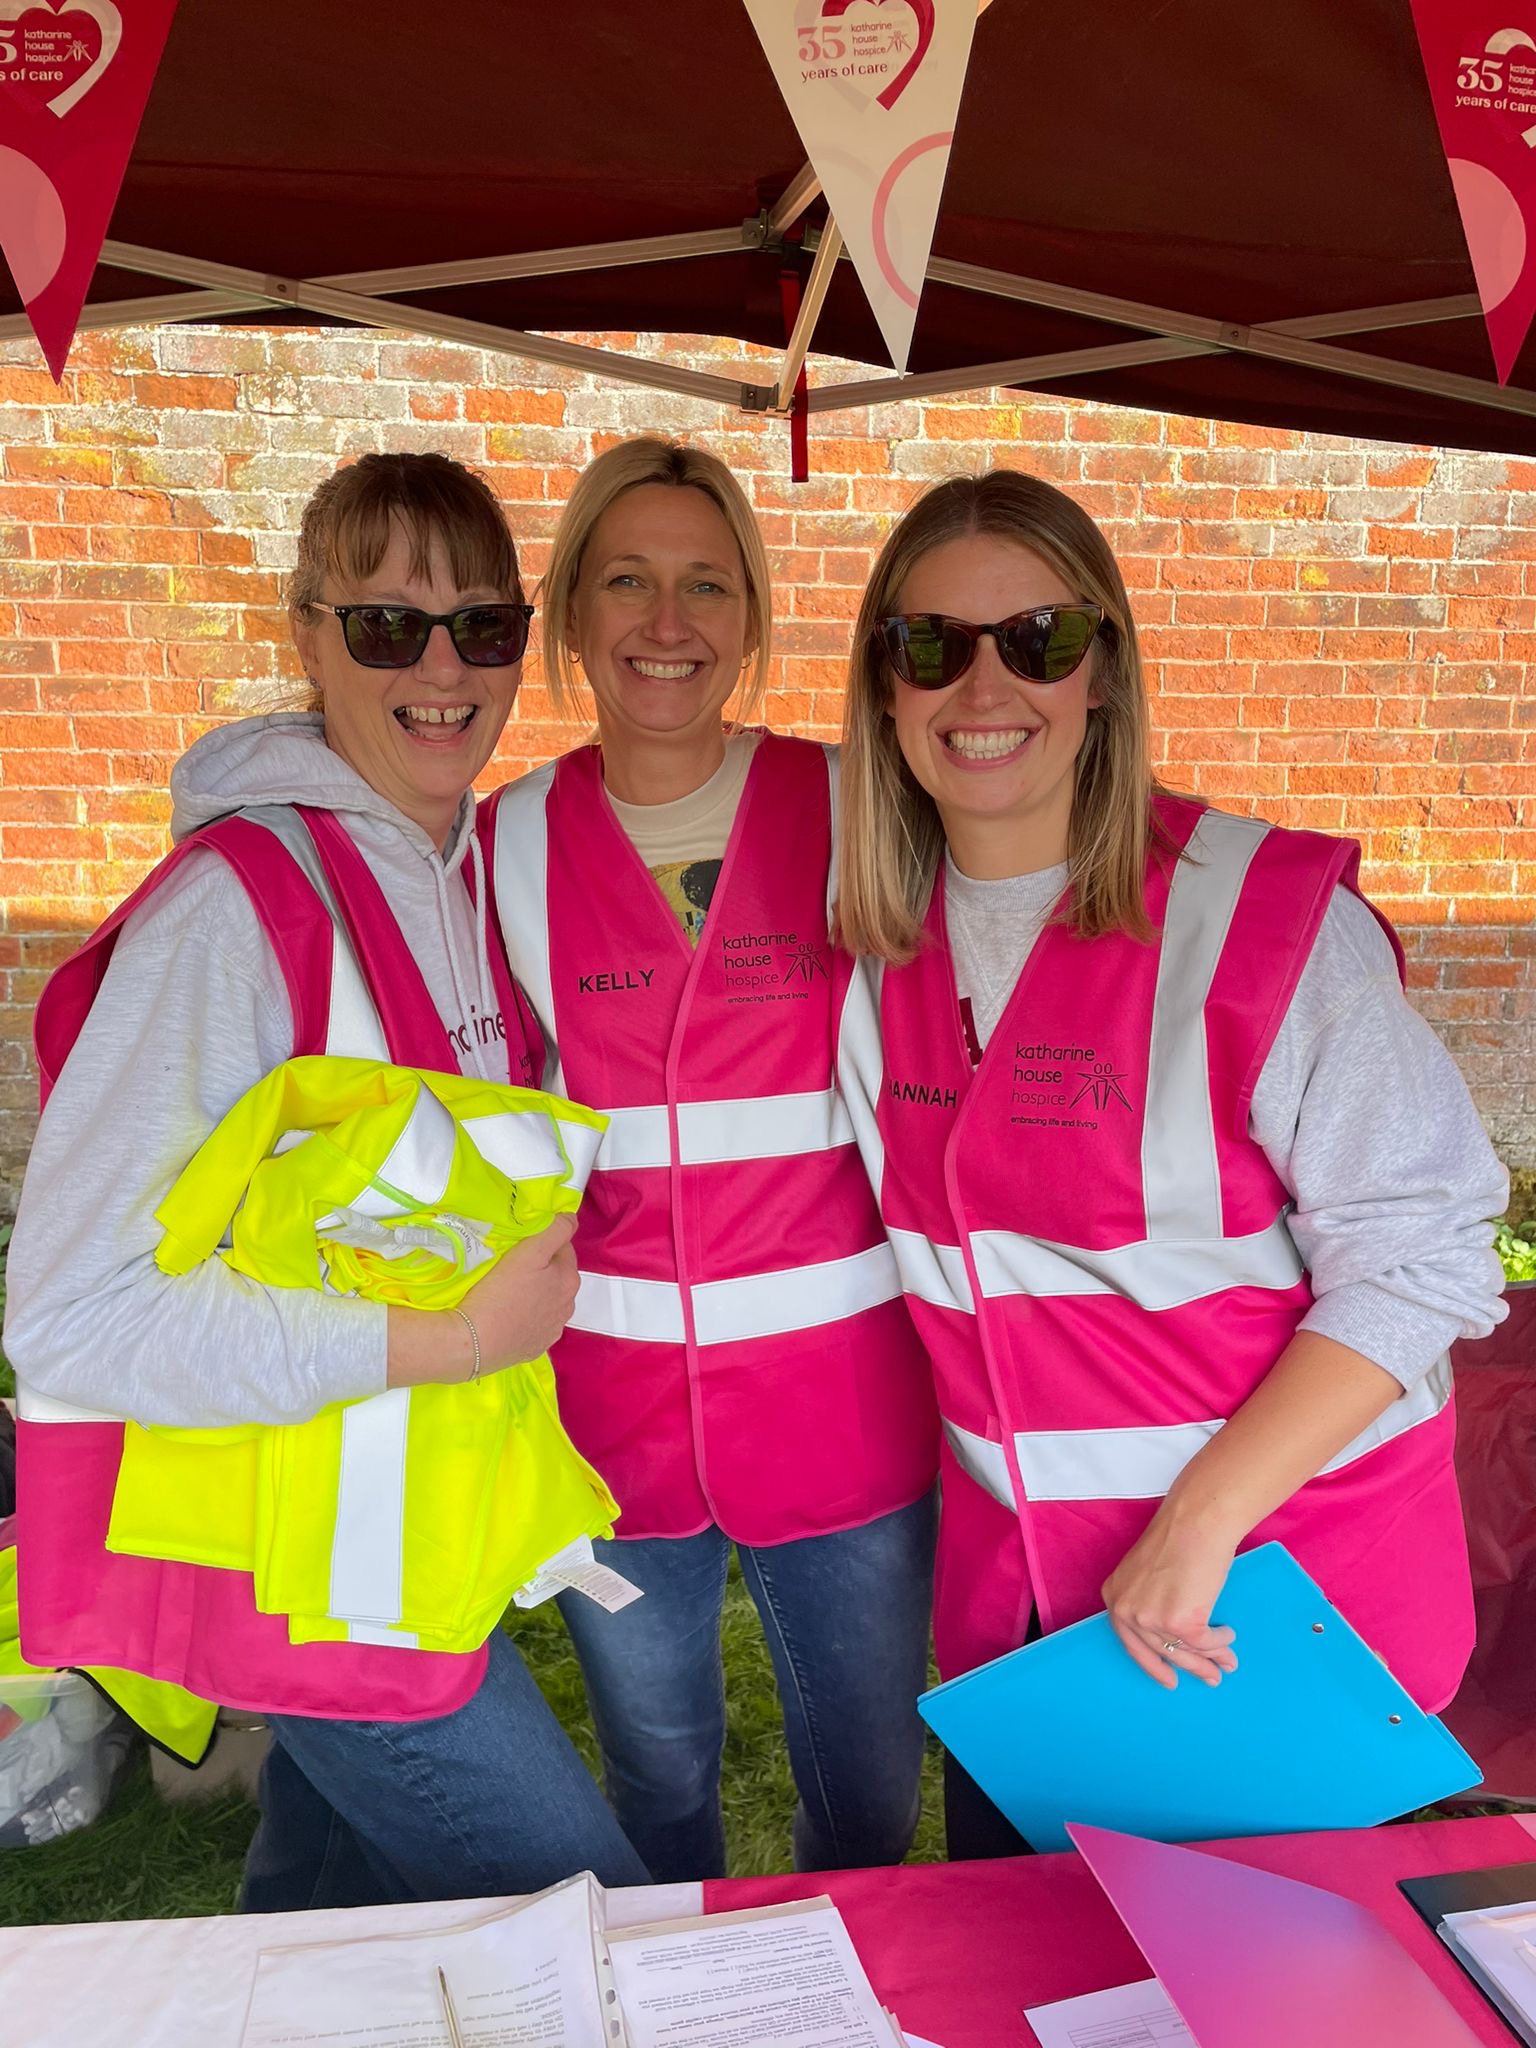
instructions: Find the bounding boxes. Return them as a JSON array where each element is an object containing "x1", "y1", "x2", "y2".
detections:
[
  {"x1": 1024, "y1": 1977, "x2": 1190, "y2": 2047},
  {"x1": 239, "y1": 1874, "x2": 620, "y2": 2048},
  {"x1": 1441, "y1": 1902, "x2": 1536, "y2": 2048},
  {"x1": 606, "y1": 1898, "x2": 902, "y2": 2048}
]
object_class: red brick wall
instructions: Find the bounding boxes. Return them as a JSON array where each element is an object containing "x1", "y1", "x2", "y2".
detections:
[{"x1": 1, "y1": 325, "x2": 1532, "y2": 1203}]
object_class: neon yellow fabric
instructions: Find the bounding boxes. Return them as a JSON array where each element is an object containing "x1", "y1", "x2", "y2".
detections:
[
  {"x1": 0, "y1": 1548, "x2": 216, "y2": 1764},
  {"x1": 106, "y1": 1056, "x2": 616, "y2": 1656}
]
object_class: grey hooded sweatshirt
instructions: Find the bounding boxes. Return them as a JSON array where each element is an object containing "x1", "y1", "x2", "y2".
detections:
[{"x1": 5, "y1": 714, "x2": 508, "y2": 1427}]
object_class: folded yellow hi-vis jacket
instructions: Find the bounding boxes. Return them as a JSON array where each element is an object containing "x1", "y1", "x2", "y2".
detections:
[{"x1": 106, "y1": 1057, "x2": 617, "y2": 1657}]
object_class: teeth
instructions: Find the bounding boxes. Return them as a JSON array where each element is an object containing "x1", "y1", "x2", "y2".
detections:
[
  {"x1": 398, "y1": 704, "x2": 474, "y2": 726},
  {"x1": 944, "y1": 728, "x2": 1033, "y2": 759},
  {"x1": 630, "y1": 660, "x2": 699, "y2": 679}
]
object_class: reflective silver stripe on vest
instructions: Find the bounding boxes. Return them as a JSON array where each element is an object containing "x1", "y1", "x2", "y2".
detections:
[
  {"x1": 329, "y1": 1387, "x2": 411, "y2": 1625},
  {"x1": 1143, "y1": 809, "x2": 1266, "y2": 1241},
  {"x1": 571, "y1": 1241, "x2": 901, "y2": 1347},
  {"x1": 970, "y1": 1212, "x2": 1304, "y2": 1309},
  {"x1": 598, "y1": 1088, "x2": 854, "y2": 1173},
  {"x1": 888, "y1": 1226, "x2": 976, "y2": 1314},
  {"x1": 13, "y1": 1382, "x2": 121, "y2": 1423},
  {"x1": 340, "y1": 1090, "x2": 458, "y2": 1220},
  {"x1": 1010, "y1": 1352, "x2": 1454, "y2": 1504},
  {"x1": 889, "y1": 1220, "x2": 1300, "y2": 1315},
  {"x1": 490, "y1": 766, "x2": 564, "y2": 1094},
  {"x1": 943, "y1": 1418, "x2": 1014, "y2": 1506},
  {"x1": 553, "y1": 1116, "x2": 605, "y2": 1193},
  {"x1": 692, "y1": 1242, "x2": 900, "y2": 1344},
  {"x1": 834, "y1": 953, "x2": 890, "y2": 1204},
  {"x1": 241, "y1": 807, "x2": 388, "y2": 1062},
  {"x1": 571, "y1": 1270, "x2": 687, "y2": 1344},
  {"x1": 823, "y1": 743, "x2": 841, "y2": 926},
  {"x1": 460, "y1": 1108, "x2": 570, "y2": 1184},
  {"x1": 344, "y1": 1621, "x2": 421, "y2": 1650}
]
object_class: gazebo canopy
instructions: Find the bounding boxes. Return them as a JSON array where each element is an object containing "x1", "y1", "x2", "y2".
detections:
[{"x1": 3, "y1": 0, "x2": 1534, "y2": 454}]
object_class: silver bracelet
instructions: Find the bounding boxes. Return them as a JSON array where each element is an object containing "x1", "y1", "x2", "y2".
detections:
[{"x1": 451, "y1": 1304, "x2": 482, "y2": 1382}]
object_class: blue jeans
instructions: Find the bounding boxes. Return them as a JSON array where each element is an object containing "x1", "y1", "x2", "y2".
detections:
[
  {"x1": 242, "y1": 1627, "x2": 648, "y2": 1910},
  {"x1": 556, "y1": 1492, "x2": 937, "y2": 1882}
]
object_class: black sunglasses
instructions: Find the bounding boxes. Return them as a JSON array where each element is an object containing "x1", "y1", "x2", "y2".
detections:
[
  {"x1": 877, "y1": 604, "x2": 1106, "y2": 689},
  {"x1": 313, "y1": 601, "x2": 534, "y2": 670}
]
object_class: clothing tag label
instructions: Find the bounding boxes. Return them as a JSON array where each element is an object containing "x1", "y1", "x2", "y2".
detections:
[
  {"x1": 546, "y1": 1559, "x2": 645, "y2": 1613},
  {"x1": 511, "y1": 1536, "x2": 644, "y2": 1612},
  {"x1": 511, "y1": 1534, "x2": 596, "y2": 1608}
]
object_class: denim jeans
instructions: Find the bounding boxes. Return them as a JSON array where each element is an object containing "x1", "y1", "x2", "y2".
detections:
[
  {"x1": 556, "y1": 1491, "x2": 937, "y2": 1882},
  {"x1": 242, "y1": 1626, "x2": 649, "y2": 1910}
]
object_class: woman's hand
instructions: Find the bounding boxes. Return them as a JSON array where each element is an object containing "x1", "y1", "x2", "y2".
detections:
[
  {"x1": 387, "y1": 1215, "x2": 580, "y2": 1388},
  {"x1": 1101, "y1": 1507, "x2": 1240, "y2": 1690},
  {"x1": 468, "y1": 1214, "x2": 581, "y2": 1371},
  {"x1": 1099, "y1": 1334, "x2": 1408, "y2": 1688}
]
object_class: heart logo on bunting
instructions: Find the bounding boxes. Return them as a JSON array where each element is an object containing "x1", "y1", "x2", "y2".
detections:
[
  {"x1": 815, "y1": 0, "x2": 933, "y2": 110},
  {"x1": 1408, "y1": 4, "x2": 1536, "y2": 381},
  {"x1": 746, "y1": 0, "x2": 978, "y2": 372},
  {"x1": 0, "y1": 0, "x2": 122, "y2": 119},
  {"x1": 0, "y1": 0, "x2": 176, "y2": 378}
]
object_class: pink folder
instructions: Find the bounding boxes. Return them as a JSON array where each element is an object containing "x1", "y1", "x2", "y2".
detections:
[{"x1": 1068, "y1": 1824, "x2": 1485, "y2": 2047}]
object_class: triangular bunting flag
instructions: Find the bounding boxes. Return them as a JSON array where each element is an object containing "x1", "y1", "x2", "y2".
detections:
[
  {"x1": 0, "y1": 0, "x2": 181, "y2": 381},
  {"x1": 744, "y1": 0, "x2": 978, "y2": 374},
  {"x1": 1409, "y1": 1, "x2": 1536, "y2": 383}
]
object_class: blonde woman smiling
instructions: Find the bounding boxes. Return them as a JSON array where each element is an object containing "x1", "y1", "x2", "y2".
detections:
[
  {"x1": 834, "y1": 469, "x2": 1507, "y2": 1858},
  {"x1": 486, "y1": 437, "x2": 938, "y2": 1881}
]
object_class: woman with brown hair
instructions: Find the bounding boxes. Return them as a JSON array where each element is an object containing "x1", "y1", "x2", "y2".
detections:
[
  {"x1": 486, "y1": 435, "x2": 939, "y2": 1881},
  {"x1": 835, "y1": 469, "x2": 1507, "y2": 1857},
  {"x1": 5, "y1": 451, "x2": 647, "y2": 1907}
]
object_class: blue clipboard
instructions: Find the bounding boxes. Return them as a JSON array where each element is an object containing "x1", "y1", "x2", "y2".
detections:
[{"x1": 917, "y1": 1542, "x2": 1480, "y2": 1852}]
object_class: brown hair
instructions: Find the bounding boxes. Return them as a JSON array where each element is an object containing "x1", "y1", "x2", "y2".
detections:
[
  {"x1": 290, "y1": 449, "x2": 521, "y2": 617},
  {"x1": 539, "y1": 436, "x2": 772, "y2": 719},
  {"x1": 837, "y1": 470, "x2": 1169, "y2": 964}
]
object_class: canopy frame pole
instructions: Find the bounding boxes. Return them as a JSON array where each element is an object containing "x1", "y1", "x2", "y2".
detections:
[
  {"x1": 322, "y1": 228, "x2": 747, "y2": 299},
  {"x1": 2, "y1": 232, "x2": 1522, "y2": 429},
  {"x1": 85, "y1": 241, "x2": 775, "y2": 409},
  {"x1": 768, "y1": 163, "x2": 823, "y2": 237},
  {"x1": 802, "y1": 292, "x2": 1494, "y2": 413},
  {"x1": 908, "y1": 258, "x2": 1535, "y2": 420},
  {"x1": 771, "y1": 219, "x2": 845, "y2": 412}
]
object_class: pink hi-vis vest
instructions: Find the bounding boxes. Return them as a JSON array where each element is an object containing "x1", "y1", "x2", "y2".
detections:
[
  {"x1": 487, "y1": 735, "x2": 938, "y2": 1544},
  {"x1": 844, "y1": 798, "x2": 1472, "y2": 1710},
  {"x1": 18, "y1": 803, "x2": 539, "y2": 1721}
]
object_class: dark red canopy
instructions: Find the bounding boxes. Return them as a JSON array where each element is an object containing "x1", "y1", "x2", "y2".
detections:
[{"x1": 5, "y1": 0, "x2": 1535, "y2": 455}]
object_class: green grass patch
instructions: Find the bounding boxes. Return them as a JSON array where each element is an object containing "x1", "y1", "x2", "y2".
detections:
[{"x1": 0, "y1": 1572, "x2": 947, "y2": 1924}]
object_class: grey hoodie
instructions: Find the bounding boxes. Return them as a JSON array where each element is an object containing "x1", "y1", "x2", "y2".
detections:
[{"x1": 6, "y1": 714, "x2": 509, "y2": 1427}]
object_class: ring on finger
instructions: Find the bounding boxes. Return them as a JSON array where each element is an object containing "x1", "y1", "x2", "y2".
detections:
[{"x1": 1160, "y1": 1637, "x2": 1186, "y2": 1654}]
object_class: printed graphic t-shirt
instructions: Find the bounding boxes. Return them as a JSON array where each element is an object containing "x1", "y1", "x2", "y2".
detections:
[{"x1": 604, "y1": 732, "x2": 760, "y2": 944}]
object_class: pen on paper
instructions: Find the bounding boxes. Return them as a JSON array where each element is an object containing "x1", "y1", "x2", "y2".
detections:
[{"x1": 436, "y1": 1963, "x2": 466, "y2": 2048}]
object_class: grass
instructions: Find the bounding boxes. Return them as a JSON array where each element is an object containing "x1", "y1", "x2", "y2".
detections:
[{"x1": 0, "y1": 1571, "x2": 948, "y2": 1925}]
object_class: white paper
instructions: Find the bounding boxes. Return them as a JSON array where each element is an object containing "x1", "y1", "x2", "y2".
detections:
[
  {"x1": 239, "y1": 1875, "x2": 618, "y2": 2048},
  {"x1": 0, "y1": 1881, "x2": 702, "y2": 2048},
  {"x1": 1443, "y1": 1902, "x2": 1536, "y2": 2039},
  {"x1": 607, "y1": 1898, "x2": 900, "y2": 2048},
  {"x1": 1023, "y1": 1976, "x2": 1191, "y2": 2047}
]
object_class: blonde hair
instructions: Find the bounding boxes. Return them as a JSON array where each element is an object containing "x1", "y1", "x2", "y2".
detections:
[
  {"x1": 289, "y1": 452, "x2": 522, "y2": 711},
  {"x1": 540, "y1": 436, "x2": 772, "y2": 720},
  {"x1": 838, "y1": 470, "x2": 1168, "y2": 964}
]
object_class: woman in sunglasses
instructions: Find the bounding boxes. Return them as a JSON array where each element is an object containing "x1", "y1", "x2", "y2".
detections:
[
  {"x1": 835, "y1": 471, "x2": 1506, "y2": 1857},
  {"x1": 485, "y1": 436, "x2": 939, "y2": 1881},
  {"x1": 5, "y1": 451, "x2": 647, "y2": 1907}
]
